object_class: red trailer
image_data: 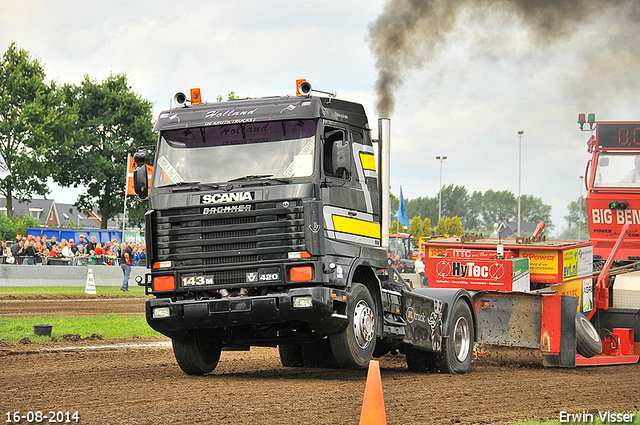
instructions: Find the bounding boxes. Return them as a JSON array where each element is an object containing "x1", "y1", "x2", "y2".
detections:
[{"x1": 418, "y1": 116, "x2": 640, "y2": 366}]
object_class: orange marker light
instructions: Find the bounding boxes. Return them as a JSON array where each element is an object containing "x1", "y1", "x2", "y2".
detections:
[
  {"x1": 191, "y1": 88, "x2": 202, "y2": 105},
  {"x1": 296, "y1": 79, "x2": 307, "y2": 97},
  {"x1": 153, "y1": 276, "x2": 175, "y2": 291},
  {"x1": 290, "y1": 266, "x2": 313, "y2": 282}
]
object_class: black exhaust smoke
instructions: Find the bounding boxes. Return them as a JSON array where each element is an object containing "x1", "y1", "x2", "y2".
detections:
[{"x1": 368, "y1": 0, "x2": 640, "y2": 117}]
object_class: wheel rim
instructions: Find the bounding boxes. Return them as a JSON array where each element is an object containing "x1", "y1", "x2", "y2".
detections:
[
  {"x1": 579, "y1": 316, "x2": 600, "y2": 342},
  {"x1": 453, "y1": 316, "x2": 471, "y2": 363},
  {"x1": 353, "y1": 300, "x2": 375, "y2": 349}
]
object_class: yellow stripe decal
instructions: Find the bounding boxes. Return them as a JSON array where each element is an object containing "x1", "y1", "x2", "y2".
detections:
[
  {"x1": 359, "y1": 152, "x2": 376, "y2": 172},
  {"x1": 332, "y1": 215, "x2": 380, "y2": 239}
]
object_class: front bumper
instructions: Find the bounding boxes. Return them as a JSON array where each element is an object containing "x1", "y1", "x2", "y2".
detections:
[{"x1": 146, "y1": 286, "x2": 348, "y2": 338}]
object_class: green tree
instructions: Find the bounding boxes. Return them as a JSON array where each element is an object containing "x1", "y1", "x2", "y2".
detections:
[
  {"x1": 390, "y1": 218, "x2": 401, "y2": 234},
  {"x1": 464, "y1": 191, "x2": 485, "y2": 230},
  {"x1": 126, "y1": 196, "x2": 149, "y2": 230},
  {"x1": 409, "y1": 215, "x2": 423, "y2": 237},
  {"x1": 58, "y1": 73, "x2": 155, "y2": 229},
  {"x1": 446, "y1": 216, "x2": 464, "y2": 236},
  {"x1": 216, "y1": 91, "x2": 240, "y2": 102},
  {"x1": 434, "y1": 218, "x2": 446, "y2": 236},
  {"x1": 422, "y1": 217, "x2": 432, "y2": 237},
  {"x1": 0, "y1": 213, "x2": 40, "y2": 241},
  {"x1": 478, "y1": 189, "x2": 517, "y2": 229},
  {"x1": 560, "y1": 196, "x2": 588, "y2": 240},
  {"x1": 440, "y1": 185, "x2": 470, "y2": 222},
  {"x1": 0, "y1": 42, "x2": 76, "y2": 217},
  {"x1": 520, "y1": 194, "x2": 553, "y2": 230},
  {"x1": 406, "y1": 195, "x2": 437, "y2": 226},
  {"x1": 435, "y1": 216, "x2": 464, "y2": 236}
]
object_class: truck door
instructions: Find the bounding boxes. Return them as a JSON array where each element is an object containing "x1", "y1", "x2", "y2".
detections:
[{"x1": 322, "y1": 124, "x2": 381, "y2": 247}]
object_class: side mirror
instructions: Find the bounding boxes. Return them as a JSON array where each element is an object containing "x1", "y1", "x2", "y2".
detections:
[
  {"x1": 133, "y1": 164, "x2": 149, "y2": 199},
  {"x1": 133, "y1": 150, "x2": 148, "y2": 199},
  {"x1": 332, "y1": 140, "x2": 350, "y2": 177}
]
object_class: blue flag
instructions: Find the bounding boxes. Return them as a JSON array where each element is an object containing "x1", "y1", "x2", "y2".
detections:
[{"x1": 395, "y1": 186, "x2": 410, "y2": 228}]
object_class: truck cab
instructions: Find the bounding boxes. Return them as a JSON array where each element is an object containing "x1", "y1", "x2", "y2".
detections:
[
  {"x1": 133, "y1": 85, "x2": 476, "y2": 375},
  {"x1": 584, "y1": 120, "x2": 640, "y2": 261}
]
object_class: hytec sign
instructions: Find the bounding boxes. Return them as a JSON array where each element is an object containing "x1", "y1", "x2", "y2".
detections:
[
  {"x1": 423, "y1": 241, "x2": 594, "y2": 285},
  {"x1": 426, "y1": 256, "x2": 530, "y2": 292}
]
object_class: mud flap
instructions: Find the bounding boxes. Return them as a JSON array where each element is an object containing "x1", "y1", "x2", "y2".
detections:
[
  {"x1": 542, "y1": 295, "x2": 578, "y2": 368},
  {"x1": 474, "y1": 292, "x2": 578, "y2": 368}
]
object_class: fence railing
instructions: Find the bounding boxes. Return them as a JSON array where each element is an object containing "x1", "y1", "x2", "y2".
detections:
[{"x1": 2, "y1": 255, "x2": 146, "y2": 267}]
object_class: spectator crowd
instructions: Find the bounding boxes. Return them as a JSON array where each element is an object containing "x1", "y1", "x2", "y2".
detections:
[{"x1": 1, "y1": 232, "x2": 146, "y2": 266}]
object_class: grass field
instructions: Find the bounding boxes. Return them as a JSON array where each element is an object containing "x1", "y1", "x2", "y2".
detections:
[
  {"x1": 0, "y1": 286, "x2": 160, "y2": 342},
  {"x1": 0, "y1": 314, "x2": 161, "y2": 342}
]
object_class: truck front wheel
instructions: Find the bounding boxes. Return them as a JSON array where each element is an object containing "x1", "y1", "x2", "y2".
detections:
[
  {"x1": 172, "y1": 331, "x2": 222, "y2": 375},
  {"x1": 437, "y1": 300, "x2": 474, "y2": 374},
  {"x1": 329, "y1": 283, "x2": 377, "y2": 368},
  {"x1": 278, "y1": 344, "x2": 305, "y2": 367}
]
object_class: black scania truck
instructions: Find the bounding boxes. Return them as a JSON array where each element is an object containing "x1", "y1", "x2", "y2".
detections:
[{"x1": 132, "y1": 82, "x2": 476, "y2": 375}]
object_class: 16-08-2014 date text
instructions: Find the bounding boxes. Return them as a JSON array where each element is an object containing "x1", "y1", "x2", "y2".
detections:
[{"x1": 5, "y1": 411, "x2": 80, "y2": 423}]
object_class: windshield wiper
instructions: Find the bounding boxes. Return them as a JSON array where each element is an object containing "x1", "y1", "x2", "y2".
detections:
[
  {"x1": 162, "y1": 181, "x2": 220, "y2": 192},
  {"x1": 227, "y1": 174, "x2": 292, "y2": 186},
  {"x1": 228, "y1": 174, "x2": 274, "y2": 182}
]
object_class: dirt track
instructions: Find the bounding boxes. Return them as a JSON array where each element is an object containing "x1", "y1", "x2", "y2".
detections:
[{"x1": 1, "y1": 296, "x2": 639, "y2": 425}]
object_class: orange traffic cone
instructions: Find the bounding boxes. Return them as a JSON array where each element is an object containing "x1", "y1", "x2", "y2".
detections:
[{"x1": 359, "y1": 360, "x2": 387, "y2": 425}]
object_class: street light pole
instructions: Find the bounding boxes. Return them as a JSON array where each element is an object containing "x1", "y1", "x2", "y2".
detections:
[
  {"x1": 436, "y1": 156, "x2": 447, "y2": 222},
  {"x1": 517, "y1": 131, "x2": 524, "y2": 237}
]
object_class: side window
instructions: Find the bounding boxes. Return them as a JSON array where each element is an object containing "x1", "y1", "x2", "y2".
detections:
[{"x1": 323, "y1": 126, "x2": 349, "y2": 179}]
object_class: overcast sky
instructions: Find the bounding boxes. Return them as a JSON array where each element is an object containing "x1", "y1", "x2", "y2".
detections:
[{"x1": 2, "y1": 0, "x2": 639, "y2": 234}]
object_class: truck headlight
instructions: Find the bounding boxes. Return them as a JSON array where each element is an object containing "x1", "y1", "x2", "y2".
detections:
[
  {"x1": 152, "y1": 307, "x2": 171, "y2": 319},
  {"x1": 292, "y1": 296, "x2": 313, "y2": 309}
]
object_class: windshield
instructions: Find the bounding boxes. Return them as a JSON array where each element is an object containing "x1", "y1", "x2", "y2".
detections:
[
  {"x1": 153, "y1": 119, "x2": 317, "y2": 187},
  {"x1": 389, "y1": 237, "x2": 409, "y2": 259},
  {"x1": 593, "y1": 152, "x2": 640, "y2": 188}
]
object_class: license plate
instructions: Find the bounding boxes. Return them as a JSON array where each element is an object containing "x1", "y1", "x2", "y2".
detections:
[{"x1": 181, "y1": 275, "x2": 214, "y2": 286}]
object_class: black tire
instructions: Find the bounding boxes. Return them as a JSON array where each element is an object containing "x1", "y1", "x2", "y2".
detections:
[
  {"x1": 436, "y1": 300, "x2": 474, "y2": 374},
  {"x1": 405, "y1": 347, "x2": 439, "y2": 373},
  {"x1": 329, "y1": 283, "x2": 377, "y2": 368},
  {"x1": 575, "y1": 312, "x2": 602, "y2": 358},
  {"x1": 301, "y1": 340, "x2": 338, "y2": 368},
  {"x1": 172, "y1": 332, "x2": 222, "y2": 375},
  {"x1": 278, "y1": 344, "x2": 305, "y2": 367}
]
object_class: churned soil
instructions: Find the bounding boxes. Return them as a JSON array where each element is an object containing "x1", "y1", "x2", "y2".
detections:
[
  {"x1": 0, "y1": 295, "x2": 148, "y2": 317},
  {"x1": 1, "y1": 296, "x2": 639, "y2": 425}
]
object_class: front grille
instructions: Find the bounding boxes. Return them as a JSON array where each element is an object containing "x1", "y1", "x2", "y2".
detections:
[{"x1": 155, "y1": 201, "x2": 305, "y2": 283}]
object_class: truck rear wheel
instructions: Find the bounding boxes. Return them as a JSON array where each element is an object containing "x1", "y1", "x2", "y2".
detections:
[
  {"x1": 329, "y1": 283, "x2": 377, "y2": 368},
  {"x1": 436, "y1": 300, "x2": 474, "y2": 374},
  {"x1": 575, "y1": 312, "x2": 602, "y2": 358},
  {"x1": 172, "y1": 332, "x2": 222, "y2": 375}
]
